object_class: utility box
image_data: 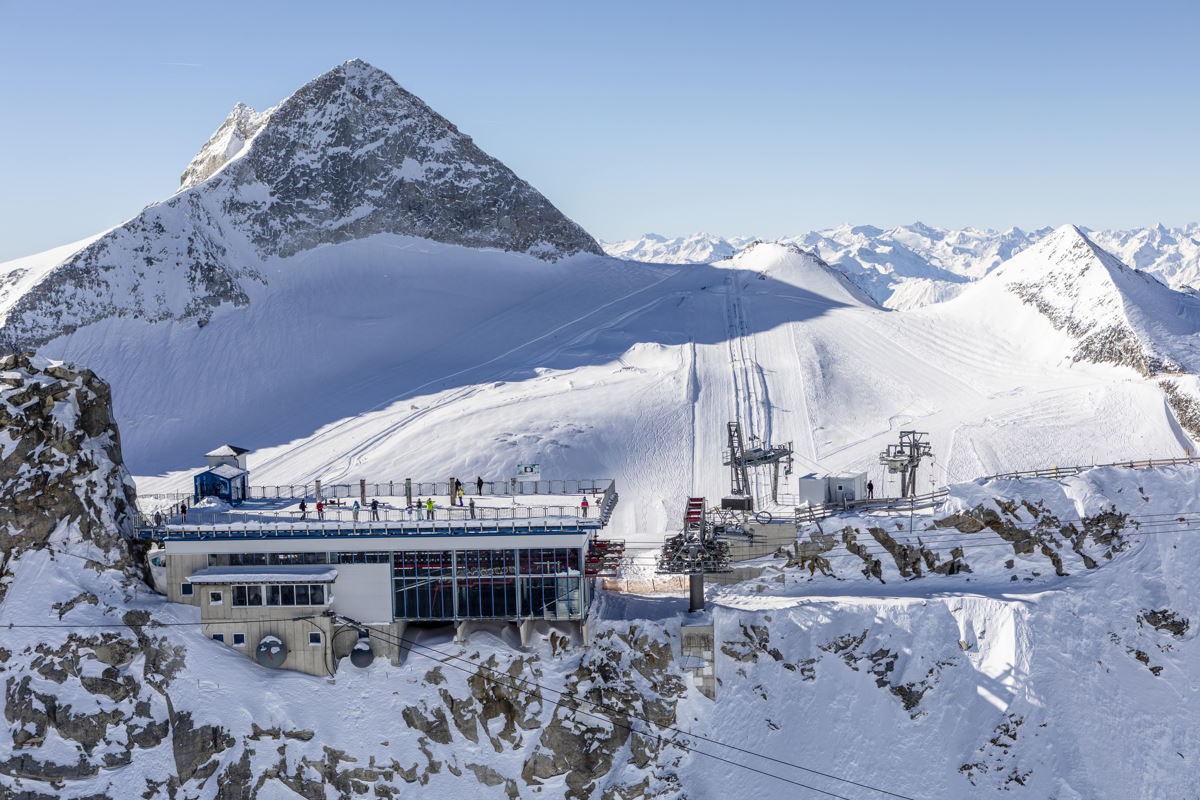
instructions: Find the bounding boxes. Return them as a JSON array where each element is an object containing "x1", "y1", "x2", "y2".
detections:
[{"x1": 721, "y1": 496, "x2": 753, "y2": 511}]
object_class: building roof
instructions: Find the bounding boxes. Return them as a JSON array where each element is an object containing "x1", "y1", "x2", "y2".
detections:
[
  {"x1": 205, "y1": 444, "x2": 250, "y2": 457},
  {"x1": 201, "y1": 463, "x2": 249, "y2": 480},
  {"x1": 187, "y1": 566, "x2": 338, "y2": 584}
]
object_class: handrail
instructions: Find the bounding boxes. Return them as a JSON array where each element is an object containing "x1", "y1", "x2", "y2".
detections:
[{"x1": 137, "y1": 478, "x2": 615, "y2": 515}]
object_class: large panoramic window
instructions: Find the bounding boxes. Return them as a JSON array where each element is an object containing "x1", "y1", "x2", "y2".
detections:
[
  {"x1": 390, "y1": 547, "x2": 585, "y2": 622},
  {"x1": 518, "y1": 548, "x2": 583, "y2": 620},
  {"x1": 232, "y1": 583, "x2": 326, "y2": 607},
  {"x1": 393, "y1": 550, "x2": 455, "y2": 620}
]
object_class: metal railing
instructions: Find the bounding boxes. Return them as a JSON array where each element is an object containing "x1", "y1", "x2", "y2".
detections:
[{"x1": 138, "y1": 478, "x2": 613, "y2": 516}]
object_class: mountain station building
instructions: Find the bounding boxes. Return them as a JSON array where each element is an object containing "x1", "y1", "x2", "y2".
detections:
[{"x1": 141, "y1": 476, "x2": 621, "y2": 676}]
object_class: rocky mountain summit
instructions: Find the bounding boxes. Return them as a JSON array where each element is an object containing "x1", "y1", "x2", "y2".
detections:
[{"x1": 0, "y1": 59, "x2": 601, "y2": 352}]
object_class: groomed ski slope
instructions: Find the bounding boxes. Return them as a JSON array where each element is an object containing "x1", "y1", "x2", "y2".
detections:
[{"x1": 14, "y1": 234, "x2": 1190, "y2": 548}]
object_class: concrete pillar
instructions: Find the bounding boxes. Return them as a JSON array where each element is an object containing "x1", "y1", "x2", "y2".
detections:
[
  {"x1": 360, "y1": 479, "x2": 366, "y2": 507},
  {"x1": 314, "y1": 479, "x2": 322, "y2": 502},
  {"x1": 689, "y1": 573, "x2": 705, "y2": 612},
  {"x1": 405, "y1": 479, "x2": 413, "y2": 507},
  {"x1": 518, "y1": 618, "x2": 535, "y2": 649}
]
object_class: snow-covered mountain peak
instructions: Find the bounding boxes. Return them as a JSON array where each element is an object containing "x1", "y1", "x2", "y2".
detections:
[
  {"x1": 0, "y1": 59, "x2": 602, "y2": 351},
  {"x1": 980, "y1": 224, "x2": 1200, "y2": 377},
  {"x1": 179, "y1": 101, "x2": 272, "y2": 189},
  {"x1": 723, "y1": 240, "x2": 877, "y2": 307}
]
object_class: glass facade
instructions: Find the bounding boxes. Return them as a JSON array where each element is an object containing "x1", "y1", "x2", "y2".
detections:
[{"x1": 392, "y1": 547, "x2": 586, "y2": 622}]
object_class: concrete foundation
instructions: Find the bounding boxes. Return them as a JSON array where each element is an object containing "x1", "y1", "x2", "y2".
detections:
[{"x1": 680, "y1": 622, "x2": 716, "y2": 699}]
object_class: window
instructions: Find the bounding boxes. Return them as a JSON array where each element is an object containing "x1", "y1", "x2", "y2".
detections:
[
  {"x1": 181, "y1": 583, "x2": 194, "y2": 596},
  {"x1": 232, "y1": 632, "x2": 245, "y2": 646},
  {"x1": 308, "y1": 631, "x2": 322, "y2": 646},
  {"x1": 254, "y1": 583, "x2": 328, "y2": 607},
  {"x1": 209, "y1": 591, "x2": 223, "y2": 605},
  {"x1": 212, "y1": 633, "x2": 225, "y2": 643},
  {"x1": 246, "y1": 585, "x2": 263, "y2": 606}
]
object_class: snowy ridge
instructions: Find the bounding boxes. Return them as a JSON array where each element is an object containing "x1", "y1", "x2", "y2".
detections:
[
  {"x1": 603, "y1": 233, "x2": 756, "y2": 264},
  {"x1": 985, "y1": 224, "x2": 1200, "y2": 376},
  {"x1": 0, "y1": 59, "x2": 600, "y2": 351}
]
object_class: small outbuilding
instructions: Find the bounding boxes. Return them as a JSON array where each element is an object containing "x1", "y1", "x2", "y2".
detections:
[
  {"x1": 194, "y1": 445, "x2": 251, "y2": 505},
  {"x1": 795, "y1": 472, "x2": 867, "y2": 507}
]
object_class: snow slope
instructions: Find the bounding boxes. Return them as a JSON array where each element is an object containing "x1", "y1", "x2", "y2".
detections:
[{"x1": 95, "y1": 229, "x2": 1193, "y2": 554}]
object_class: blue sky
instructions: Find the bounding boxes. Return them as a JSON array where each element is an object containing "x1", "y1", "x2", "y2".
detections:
[{"x1": 1, "y1": 0, "x2": 1197, "y2": 260}]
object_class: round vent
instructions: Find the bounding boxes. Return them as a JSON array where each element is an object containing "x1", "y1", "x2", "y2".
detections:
[
  {"x1": 350, "y1": 638, "x2": 374, "y2": 668},
  {"x1": 255, "y1": 635, "x2": 287, "y2": 669}
]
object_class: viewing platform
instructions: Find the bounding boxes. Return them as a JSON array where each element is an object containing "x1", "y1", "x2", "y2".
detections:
[{"x1": 136, "y1": 479, "x2": 618, "y2": 542}]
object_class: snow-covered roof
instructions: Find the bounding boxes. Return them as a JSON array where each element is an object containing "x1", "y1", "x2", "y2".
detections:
[
  {"x1": 187, "y1": 565, "x2": 337, "y2": 584},
  {"x1": 202, "y1": 463, "x2": 248, "y2": 480},
  {"x1": 205, "y1": 444, "x2": 250, "y2": 457}
]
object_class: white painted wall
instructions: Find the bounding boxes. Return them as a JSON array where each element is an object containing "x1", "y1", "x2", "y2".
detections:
[{"x1": 331, "y1": 563, "x2": 393, "y2": 623}]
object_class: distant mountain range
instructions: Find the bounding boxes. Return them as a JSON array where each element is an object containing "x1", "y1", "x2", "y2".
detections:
[{"x1": 603, "y1": 223, "x2": 1200, "y2": 309}]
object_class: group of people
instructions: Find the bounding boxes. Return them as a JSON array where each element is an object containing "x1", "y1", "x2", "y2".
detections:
[{"x1": 276, "y1": 475, "x2": 600, "y2": 525}]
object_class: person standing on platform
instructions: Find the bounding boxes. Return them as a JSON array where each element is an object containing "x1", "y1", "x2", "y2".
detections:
[
  {"x1": 352, "y1": 500, "x2": 361, "y2": 522},
  {"x1": 408, "y1": 500, "x2": 416, "y2": 520},
  {"x1": 580, "y1": 496, "x2": 589, "y2": 518},
  {"x1": 180, "y1": 503, "x2": 188, "y2": 523},
  {"x1": 469, "y1": 498, "x2": 476, "y2": 519},
  {"x1": 299, "y1": 500, "x2": 307, "y2": 520},
  {"x1": 867, "y1": 480, "x2": 875, "y2": 499},
  {"x1": 371, "y1": 498, "x2": 380, "y2": 521},
  {"x1": 476, "y1": 476, "x2": 484, "y2": 495},
  {"x1": 457, "y1": 485, "x2": 465, "y2": 506},
  {"x1": 316, "y1": 500, "x2": 324, "y2": 521},
  {"x1": 426, "y1": 497, "x2": 435, "y2": 520}
]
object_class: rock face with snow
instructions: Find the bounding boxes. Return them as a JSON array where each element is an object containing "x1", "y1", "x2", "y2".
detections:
[
  {"x1": 0, "y1": 59, "x2": 601, "y2": 352},
  {"x1": 0, "y1": 352, "x2": 136, "y2": 578}
]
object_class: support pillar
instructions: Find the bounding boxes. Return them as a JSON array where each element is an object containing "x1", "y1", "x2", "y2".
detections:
[
  {"x1": 518, "y1": 617, "x2": 536, "y2": 649},
  {"x1": 405, "y1": 478, "x2": 412, "y2": 507},
  {"x1": 314, "y1": 479, "x2": 322, "y2": 502},
  {"x1": 455, "y1": 619, "x2": 474, "y2": 644},
  {"x1": 689, "y1": 573, "x2": 705, "y2": 613},
  {"x1": 360, "y1": 479, "x2": 366, "y2": 507}
]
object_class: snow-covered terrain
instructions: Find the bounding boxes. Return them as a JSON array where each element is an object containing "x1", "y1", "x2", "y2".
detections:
[
  {"x1": 606, "y1": 222, "x2": 1200, "y2": 309},
  {"x1": 5, "y1": 57, "x2": 1200, "y2": 799}
]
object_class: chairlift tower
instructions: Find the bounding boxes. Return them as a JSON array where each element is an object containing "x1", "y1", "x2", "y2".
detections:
[
  {"x1": 657, "y1": 497, "x2": 732, "y2": 612},
  {"x1": 722, "y1": 421, "x2": 793, "y2": 508},
  {"x1": 879, "y1": 430, "x2": 932, "y2": 498}
]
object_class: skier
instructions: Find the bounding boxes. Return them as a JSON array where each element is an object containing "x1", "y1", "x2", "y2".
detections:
[
  {"x1": 299, "y1": 500, "x2": 307, "y2": 520},
  {"x1": 867, "y1": 480, "x2": 875, "y2": 499},
  {"x1": 469, "y1": 497, "x2": 476, "y2": 519},
  {"x1": 580, "y1": 496, "x2": 589, "y2": 518},
  {"x1": 426, "y1": 498, "x2": 435, "y2": 520},
  {"x1": 352, "y1": 500, "x2": 361, "y2": 522},
  {"x1": 316, "y1": 500, "x2": 325, "y2": 521},
  {"x1": 476, "y1": 476, "x2": 484, "y2": 496},
  {"x1": 457, "y1": 484, "x2": 465, "y2": 506},
  {"x1": 371, "y1": 498, "x2": 380, "y2": 521}
]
